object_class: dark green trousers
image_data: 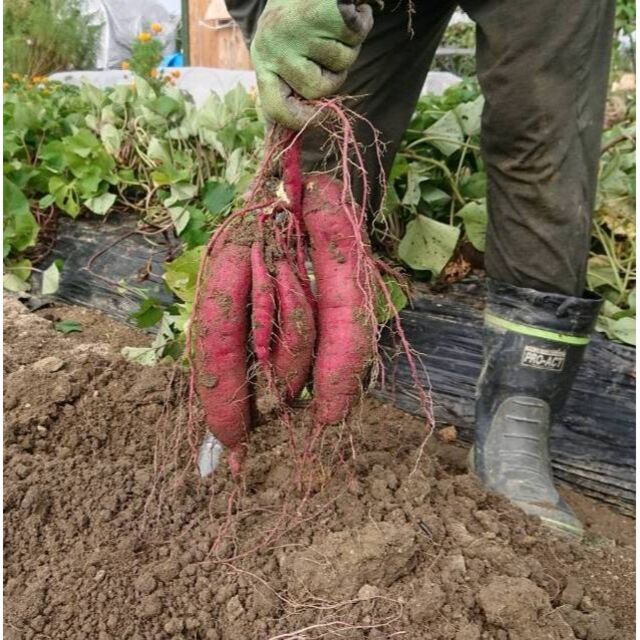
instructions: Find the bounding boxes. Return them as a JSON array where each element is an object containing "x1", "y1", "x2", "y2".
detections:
[{"x1": 225, "y1": 0, "x2": 615, "y2": 296}]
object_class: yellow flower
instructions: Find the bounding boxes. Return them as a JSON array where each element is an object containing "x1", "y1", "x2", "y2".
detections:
[
  {"x1": 11, "y1": 73, "x2": 20, "y2": 81},
  {"x1": 3, "y1": 82, "x2": 9, "y2": 90},
  {"x1": 149, "y1": 68, "x2": 159, "y2": 78},
  {"x1": 151, "y1": 22, "x2": 163, "y2": 33},
  {"x1": 137, "y1": 32, "x2": 152, "y2": 43},
  {"x1": 32, "y1": 75, "x2": 42, "y2": 83},
  {"x1": 121, "y1": 60, "x2": 130, "y2": 70},
  {"x1": 171, "y1": 69, "x2": 181, "y2": 78}
]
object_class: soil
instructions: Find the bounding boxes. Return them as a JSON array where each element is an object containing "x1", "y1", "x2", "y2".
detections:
[{"x1": 3, "y1": 296, "x2": 635, "y2": 640}]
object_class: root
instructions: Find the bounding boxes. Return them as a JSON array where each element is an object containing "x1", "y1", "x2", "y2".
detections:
[
  {"x1": 163, "y1": 95, "x2": 434, "y2": 554},
  {"x1": 293, "y1": 98, "x2": 434, "y2": 458}
]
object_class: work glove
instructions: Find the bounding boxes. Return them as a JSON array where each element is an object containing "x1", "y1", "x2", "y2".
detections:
[{"x1": 251, "y1": 0, "x2": 375, "y2": 129}]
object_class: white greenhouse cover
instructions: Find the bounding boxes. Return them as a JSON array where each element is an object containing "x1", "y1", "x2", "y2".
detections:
[
  {"x1": 81, "y1": 0, "x2": 180, "y2": 70},
  {"x1": 49, "y1": 67, "x2": 461, "y2": 104}
]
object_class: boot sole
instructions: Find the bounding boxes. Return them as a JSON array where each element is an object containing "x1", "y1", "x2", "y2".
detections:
[{"x1": 467, "y1": 446, "x2": 583, "y2": 540}]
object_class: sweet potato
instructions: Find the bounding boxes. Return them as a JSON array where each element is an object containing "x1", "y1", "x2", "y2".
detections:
[
  {"x1": 303, "y1": 174, "x2": 375, "y2": 425},
  {"x1": 272, "y1": 257, "x2": 316, "y2": 401},
  {"x1": 193, "y1": 228, "x2": 253, "y2": 476},
  {"x1": 250, "y1": 240, "x2": 275, "y2": 370}
]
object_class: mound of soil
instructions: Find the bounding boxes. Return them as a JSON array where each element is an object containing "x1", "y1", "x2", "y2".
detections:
[{"x1": 3, "y1": 296, "x2": 635, "y2": 639}]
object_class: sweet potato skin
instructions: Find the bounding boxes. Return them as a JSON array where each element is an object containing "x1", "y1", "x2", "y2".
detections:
[
  {"x1": 250, "y1": 240, "x2": 275, "y2": 369},
  {"x1": 272, "y1": 258, "x2": 316, "y2": 401},
  {"x1": 303, "y1": 175, "x2": 374, "y2": 425},
  {"x1": 194, "y1": 235, "x2": 252, "y2": 474}
]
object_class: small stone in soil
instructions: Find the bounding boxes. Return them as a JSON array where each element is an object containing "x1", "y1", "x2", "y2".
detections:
[
  {"x1": 134, "y1": 574, "x2": 157, "y2": 595},
  {"x1": 437, "y1": 425, "x2": 458, "y2": 443},
  {"x1": 561, "y1": 576, "x2": 584, "y2": 607},
  {"x1": 32, "y1": 356, "x2": 65, "y2": 373}
]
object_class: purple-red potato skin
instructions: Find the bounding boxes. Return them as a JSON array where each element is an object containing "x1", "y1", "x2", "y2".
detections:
[
  {"x1": 194, "y1": 236, "x2": 252, "y2": 472},
  {"x1": 250, "y1": 240, "x2": 275, "y2": 369},
  {"x1": 303, "y1": 175, "x2": 374, "y2": 425},
  {"x1": 272, "y1": 258, "x2": 316, "y2": 401}
]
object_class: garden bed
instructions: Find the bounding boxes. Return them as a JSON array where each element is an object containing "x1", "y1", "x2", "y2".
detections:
[
  {"x1": 36, "y1": 212, "x2": 637, "y2": 513},
  {"x1": 3, "y1": 295, "x2": 635, "y2": 639}
]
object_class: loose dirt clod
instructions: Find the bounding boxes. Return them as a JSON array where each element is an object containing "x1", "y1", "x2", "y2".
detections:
[{"x1": 3, "y1": 297, "x2": 635, "y2": 639}]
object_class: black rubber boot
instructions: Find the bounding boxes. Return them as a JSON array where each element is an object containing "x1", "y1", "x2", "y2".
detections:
[{"x1": 471, "y1": 279, "x2": 602, "y2": 539}]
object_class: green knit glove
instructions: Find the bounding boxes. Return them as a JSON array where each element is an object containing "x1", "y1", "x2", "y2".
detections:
[{"x1": 251, "y1": 0, "x2": 374, "y2": 129}]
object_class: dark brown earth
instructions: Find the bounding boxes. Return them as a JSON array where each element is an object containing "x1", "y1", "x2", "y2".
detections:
[{"x1": 3, "y1": 296, "x2": 635, "y2": 639}]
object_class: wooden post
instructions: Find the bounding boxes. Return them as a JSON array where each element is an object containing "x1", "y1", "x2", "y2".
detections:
[{"x1": 187, "y1": 0, "x2": 252, "y2": 69}]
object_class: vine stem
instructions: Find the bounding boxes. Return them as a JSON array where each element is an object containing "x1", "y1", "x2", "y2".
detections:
[{"x1": 400, "y1": 150, "x2": 466, "y2": 205}]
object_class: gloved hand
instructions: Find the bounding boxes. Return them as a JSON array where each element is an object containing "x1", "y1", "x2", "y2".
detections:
[{"x1": 251, "y1": 0, "x2": 375, "y2": 129}]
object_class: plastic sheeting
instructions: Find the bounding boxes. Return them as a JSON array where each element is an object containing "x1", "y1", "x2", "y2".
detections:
[{"x1": 81, "y1": 0, "x2": 180, "y2": 69}]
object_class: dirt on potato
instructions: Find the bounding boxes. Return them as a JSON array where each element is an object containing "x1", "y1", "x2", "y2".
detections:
[{"x1": 3, "y1": 296, "x2": 635, "y2": 640}]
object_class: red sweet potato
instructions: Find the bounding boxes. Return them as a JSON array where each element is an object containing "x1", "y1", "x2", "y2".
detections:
[
  {"x1": 250, "y1": 240, "x2": 275, "y2": 369},
  {"x1": 272, "y1": 257, "x2": 316, "y2": 401},
  {"x1": 193, "y1": 230, "x2": 253, "y2": 476},
  {"x1": 302, "y1": 174, "x2": 375, "y2": 425}
]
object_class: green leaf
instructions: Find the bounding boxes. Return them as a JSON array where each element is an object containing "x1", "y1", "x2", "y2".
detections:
[
  {"x1": 139, "y1": 105, "x2": 168, "y2": 129},
  {"x1": 3, "y1": 178, "x2": 40, "y2": 254},
  {"x1": 85, "y1": 192, "x2": 116, "y2": 215},
  {"x1": 398, "y1": 215, "x2": 460, "y2": 276},
  {"x1": 4, "y1": 257, "x2": 32, "y2": 292},
  {"x1": 600, "y1": 299, "x2": 624, "y2": 319},
  {"x1": 54, "y1": 320, "x2": 82, "y2": 334},
  {"x1": 628, "y1": 289, "x2": 635, "y2": 313},
  {"x1": 3, "y1": 273, "x2": 30, "y2": 292},
  {"x1": 121, "y1": 346, "x2": 159, "y2": 366},
  {"x1": 80, "y1": 82, "x2": 106, "y2": 109},
  {"x1": 224, "y1": 84, "x2": 252, "y2": 115},
  {"x1": 420, "y1": 184, "x2": 451, "y2": 207},
  {"x1": 168, "y1": 206, "x2": 191, "y2": 235},
  {"x1": 224, "y1": 147, "x2": 245, "y2": 184},
  {"x1": 165, "y1": 183, "x2": 198, "y2": 207},
  {"x1": 375, "y1": 274, "x2": 409, "y2": 323},
  {"x1": 197, "y1": 94, "x2": 227, "y2": 131},
  {"x1": 122, "y1": 310, "x2": 181, "y2": 365},
  {"x1": 130, "y1": 297, "x2": 164, "y2": 328},
  {"x1": 149, "y1": 95, "x2": 182, "y2": 118},
  {"x1": 382, "y1": 183, "x2": 401, "y2": 212},
  {"x1": 459, "y1": 172, "x2": 487, "y2": 200},
  {"x1": 180, "y1": 207, "x2": 211, "y2": 248},
  {"x1": 164, "y1": 246, "x2": 204, "y2": 302},
  {"x1": 133, "y1": 76, "x2": 156, "y2": 101},
  {"x1": 202, "y1": 180, "x2": 235, "y2": 215},
  {"x1": 42, "y1": 261, "x2": 62, "y2": 295},
  {"x1": 587, "y1": 256, "x2": 620, "y2": 292},
  {"x1": 402, "y1": 164, "x2": 426, "y2": 207},
  {"x1": 5, "y1": 258, "x2": 32, "y2": 282},
  {"x1": 596, "y1": 316, "x2": 636, "y2": 346},
  {"x1": 456, "y1": 201, "x2": 488, "y2": 252},
  {"x1": 49, "y1": 177, "x2": 81, "y2": 218},
  {"x1": 424, "y1": 109, "x2": 464, "y2": 156},
  {"x1": 66, "y1": 129, "x2": 100, "y2": 158},
  {"x1": 100, "y1": 123, "x2": 122, "y2": 156},
  {"x1": 100, "y1": 105, "x2": 118, "y2": 125},
  {"x1": 147, "y1": 137, "x2": 173, "y2": 165},
  {"x1": 611, "y1": 317, "x2": 636, "y2": 345},
  {"x1": 455, "y1": 95, "x2": 484, "y2": 136},
  {"x1": 39, "y1": 194, "x2": 56, "y2": 208}
]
